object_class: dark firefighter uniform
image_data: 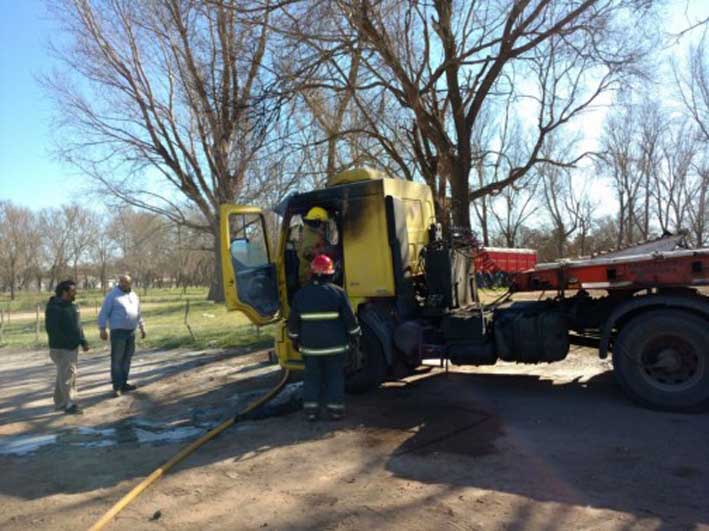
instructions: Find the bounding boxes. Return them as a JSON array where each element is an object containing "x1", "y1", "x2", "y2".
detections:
[{"x1": 287, "y1": 273, "x2": 360, "y2": 419}]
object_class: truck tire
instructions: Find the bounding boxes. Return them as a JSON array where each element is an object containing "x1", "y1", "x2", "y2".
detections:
[
  {"x1": 612, "y1": 310, "x2": 709, "y2": 412},
  {"x1": 346, "y1": 324, "x2": 387, "y2": 394}
]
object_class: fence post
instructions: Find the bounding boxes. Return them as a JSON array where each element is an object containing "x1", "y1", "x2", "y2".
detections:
[
  {"x1": 184, "y1": 300, "x2": 196, "y2": 342},
  {"x1": 0, "y1": 309, "x2": 4, "y2": 344},
  {"x1": 35, "y1": 304, "x2": 40, "y2": 343}
]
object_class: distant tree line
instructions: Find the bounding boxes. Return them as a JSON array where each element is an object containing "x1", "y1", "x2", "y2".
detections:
[
  {"x1": 0, "y1": 204, "x2": 212, "y2": 300},
  {"x1": 471, "y1": 92, "x2": 709, "y2": 262},
  {"x1": 32, "y1": 0, "x2": 708, "y2": 292}
]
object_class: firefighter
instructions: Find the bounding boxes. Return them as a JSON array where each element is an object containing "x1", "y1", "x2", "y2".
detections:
[
  {"x1": 297, "y1": 206, "x2": 330, "y2": 286},
  {"x1": 287, "y1": 254, "x2": 361, "y2": 421}
]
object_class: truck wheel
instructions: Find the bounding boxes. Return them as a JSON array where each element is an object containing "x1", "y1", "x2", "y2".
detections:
[
  {"x1": 346, "y1": 324, "x2": 387, "y2": 394},
  {"x1": 612, "y1": 310, "x2": 709, "y2": 412}
]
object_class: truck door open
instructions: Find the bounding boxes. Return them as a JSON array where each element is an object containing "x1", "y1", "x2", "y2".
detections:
[{"x1": 220, "y1": 205, "x2": 280, "y2": 325}]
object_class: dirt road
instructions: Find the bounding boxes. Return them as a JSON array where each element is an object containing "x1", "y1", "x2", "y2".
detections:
[{"x1": 0, "y1": 345, "x2": 707, "y2": 530}]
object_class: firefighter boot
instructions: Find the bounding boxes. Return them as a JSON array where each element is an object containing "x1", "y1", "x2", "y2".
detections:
[
  {"x1": 326, "y1": 404, "x2": 345, "y2": 421},
  {"x1": 304, "y1": 402, "x2": 319, "y2": 422}
]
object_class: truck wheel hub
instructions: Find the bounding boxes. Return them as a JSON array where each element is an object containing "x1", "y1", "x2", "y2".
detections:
[{"x1": 640, "y1": 336, "x2": 702, "y2": 391}]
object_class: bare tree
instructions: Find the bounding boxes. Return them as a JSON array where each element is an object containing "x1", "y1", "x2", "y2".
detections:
[
  {"x1": 490, "y1": 177, "x2": 539, "y2": 248},
  {"x1": 89, "y1": 215, "x2": 117, "y2": 292},
  {"x1": 46, "y1": 0, "x2": 292, "y2": 300},
  {"x1": 599, "y1": 104, "x2": 644, "y2": 247},
  {"x1": 673, "y1": 34, "x2": 709, "y2": 246},
  {"x1": 687, "y1": 158, "x2": 709, "y2": 246},
  {"x1": 573, "y1": 197, "x2": 598, "y2": 256},
  {"x1": 652, "y1": 120, "x2": 698, "y2": 234},
  {"x1": 40, "y1": 208, "x2": 72, "y2": 289},
  {"x1": 0, "y1": 202, "x2": 37, "y2": 300},
  {"x1": 110, "y1": 208, "x2": 171, "y2": 294},
  {"x1": 323, "y1": 0, "x2": 657, "y2": 229},
  {"x1": 472, "y1": 99, "x2": 534, "y2": 247},
  {"x1": 275, "y1": 5, "x2": 417, "y2": 188},
  {"x1": 539, "y1": 163, "x2": 585, "y2": 258},
  {"x1": 62, "y1": 205, "x2": 98, "y2": 284},
  {"x1": 535, "y1": 133, "x2": 592, "y2": 257},
  {"x1": 676, "y1": 34, "x2": 709, "y2": 143},
  {"x1": 636, "y1": 100, "x2": 665, "y2": 239}
]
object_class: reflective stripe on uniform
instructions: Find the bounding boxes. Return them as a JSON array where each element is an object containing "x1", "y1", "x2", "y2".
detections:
[
  {"x1": 303, "y1": 401, "x2": 319, "y2": 409},
  {"x1": 300, "y1": 345, "x2": 349, "y2": 355},
  {"x1": 326, "y1": 403, "x2": 345, "y2": 410},
  {"x1": 348, "y1": 326, "x2": 361, "y2": 335},
  {"x1": 287, "y1": 331, "x2": 299, "y2": 338},
  {"x1": 300, "y1": 311, "x2": 340, "y2": 321}
]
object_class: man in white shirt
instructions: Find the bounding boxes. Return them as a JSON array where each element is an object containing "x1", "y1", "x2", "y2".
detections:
[{"x1": 98, "y1": 274, "x2": 146, "y2": 397}]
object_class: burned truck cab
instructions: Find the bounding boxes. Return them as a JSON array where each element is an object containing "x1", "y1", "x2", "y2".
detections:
[{"x1": 220, "y1": 168, "x2": 437, "y2": 390}]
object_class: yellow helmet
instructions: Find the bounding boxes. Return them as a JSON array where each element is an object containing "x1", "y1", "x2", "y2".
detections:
[{"x1": 304, "y1": 206, "x2": 329, "y2": 222}]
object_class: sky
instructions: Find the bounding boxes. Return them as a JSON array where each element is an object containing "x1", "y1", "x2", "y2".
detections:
[
  {"x1": 0, "y1": 0, "x2": 706, "y2": 213},
  {"x1": 0, "y1": 0, "x2": 80, "y2": 209}
]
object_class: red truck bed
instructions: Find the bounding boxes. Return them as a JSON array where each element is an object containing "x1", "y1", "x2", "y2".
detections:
[
  {"x1": 473, "y1": 247, "x2": 537, "y2": 273},
  {"x1": 511, "y1": 249, "x2": 709, "y2": 292}
]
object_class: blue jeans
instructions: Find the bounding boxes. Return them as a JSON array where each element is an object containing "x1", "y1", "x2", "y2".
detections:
[
  {"x1": 110, "y1": 329, "x2": 135, "y2": 391},
  {"x1": 303, "y1": 352, "x2": 345, "y2": 412}
]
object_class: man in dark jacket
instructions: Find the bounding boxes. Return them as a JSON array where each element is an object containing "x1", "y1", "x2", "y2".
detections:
[
  {"x1": 287, "y1": 254, "x2": 360, "y2": 421},
  {"x1": 45, "y1": 280, "x2": 89, "y2": 414}
]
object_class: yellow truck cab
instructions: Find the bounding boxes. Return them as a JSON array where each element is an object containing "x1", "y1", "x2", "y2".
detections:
[{"x1": 220, "y1": 168, "x2": 436, "y2": 391}]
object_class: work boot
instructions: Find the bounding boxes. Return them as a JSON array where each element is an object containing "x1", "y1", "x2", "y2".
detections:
[
  {"x1": 113, "y1": 389, "x2": 123, "y2": 398},
  {"x1": 122, "y1": 383, "x2": 137, "y2": 392},
  {"x1": 326, "y1": 405, "x2": 345, "y2": 421},
  {"x1": 304, "y1": 405, "x2": 319, "y2": 422},
  {"x1": 64, "y1": 404, "x2": 83, "y2": 415}
]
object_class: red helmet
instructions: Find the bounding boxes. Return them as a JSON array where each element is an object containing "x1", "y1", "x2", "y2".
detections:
[{"x1": 311, "y1": 254, "x2": 335, "y2": 276}]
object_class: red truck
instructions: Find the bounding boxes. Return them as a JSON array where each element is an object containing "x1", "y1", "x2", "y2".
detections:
[
  {"x1": 496, "y1": 246, "x2": 709, "y2": 412},
  {"x1": 431, "y1": 232, "x2": 708, "y2": 412},
  {"x1": 473, "y1": 247, "x2": 537, "y2": 273}
]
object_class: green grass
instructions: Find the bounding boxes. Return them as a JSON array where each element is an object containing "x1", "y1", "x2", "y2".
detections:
[
  {"x1": 0, "y1": 287, "x2": 208, "y2": 313},
  {"x1": 0, "y1": 287, "x2": 275, "y2": 352}
]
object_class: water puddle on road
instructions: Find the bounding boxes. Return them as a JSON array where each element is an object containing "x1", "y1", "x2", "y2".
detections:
[
  {"x1": 0, "y1": 382, "x2": 304, "y2": 458},
  {"x1": 0, "y1": 434, "x2": 58, "y2": 456},
  {"x1": 0, "y1": 420, "x2": 207, "y2": 457}
]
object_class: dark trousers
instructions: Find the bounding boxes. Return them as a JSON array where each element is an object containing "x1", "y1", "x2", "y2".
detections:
[
  {"x1": 303, "y1": 352, "x2": 345, "y2": 411},
  {"x1": 110, "y1": 329, "x2": 135, "y2": 391}
]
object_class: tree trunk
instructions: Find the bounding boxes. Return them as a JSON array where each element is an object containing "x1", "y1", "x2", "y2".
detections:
[
  {"x1": 643, "y1": 172, "x2": 650, "y2": 238},
  {"x1": 100, "y1": 263, "x2": 107, "y2": 294},
  {"x1": 617, "y1": 195, "x2": 625, "y2": 248},
  {"x1": 450, "y1": 163, "x2": 471, "y2": 230},
  {"x1": 479, "y1": 197, "x2": 489, "y2": 246},
  {"x1": 207, "y1": 227, "x2": 225, "y2": 303},
  {"x1": 557, "y1": 229, "x2": 565, "y2": 259},
  {"x1": 48, "y1": 267, "x2": 57, "y2": 292},
  {"x1": 9, "y1": 262, "x2": 16, "y2": 301}
]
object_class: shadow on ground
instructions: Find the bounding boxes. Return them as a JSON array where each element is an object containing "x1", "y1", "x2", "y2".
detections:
[{"x1": 1, "y1": 353, "x2": 707, "y2": 529}]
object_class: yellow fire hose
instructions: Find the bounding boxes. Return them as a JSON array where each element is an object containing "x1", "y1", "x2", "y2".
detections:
[{"x1": 89, "y1": 368, "x2": 291, "y2": 531}]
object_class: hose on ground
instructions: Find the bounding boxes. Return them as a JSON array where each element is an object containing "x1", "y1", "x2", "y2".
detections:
[{"x1": 89, "y1": 368, "x2": 291, "y2": 531}]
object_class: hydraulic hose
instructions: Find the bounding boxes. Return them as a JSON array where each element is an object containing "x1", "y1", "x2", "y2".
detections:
[{"x1": 89, "y1": 368, "x2": 291, "y2": 531}]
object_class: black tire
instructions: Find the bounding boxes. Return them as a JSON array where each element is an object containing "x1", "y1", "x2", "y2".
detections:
[
  {"x1": 612, "y1": 310, "x2": 709, "y2": 412},
  {"x1": 345, "y1": 324, "x2": 387, "y2": 394}
]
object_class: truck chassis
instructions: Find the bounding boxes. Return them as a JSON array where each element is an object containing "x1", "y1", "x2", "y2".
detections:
[{"x1": 409, "y1": 248, "x2": 709, "y2": 412}]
